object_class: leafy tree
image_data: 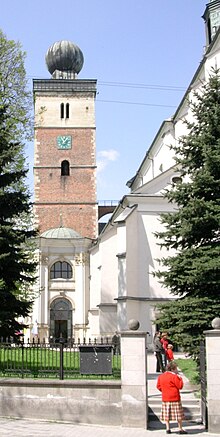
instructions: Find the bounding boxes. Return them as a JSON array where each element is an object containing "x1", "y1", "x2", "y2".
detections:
[
  {"x1": 154, "y1": 69, "x2": 220, "y2": 358},
  {"x1": 0, "y1": 29, "x2": 33, "y2": 141},
  {"x1": 0, "y1": 30, "x2": 37, "y2": 338}
]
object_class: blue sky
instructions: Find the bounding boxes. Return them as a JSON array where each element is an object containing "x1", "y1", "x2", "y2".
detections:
[{"x1": 1, "y1": 0, "x2": 206, "y2": 201}]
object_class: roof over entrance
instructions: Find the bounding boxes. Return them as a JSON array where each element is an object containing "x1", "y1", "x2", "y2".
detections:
[{"x1": 41, "y1": 227, "x2": 82, "y2": 239}]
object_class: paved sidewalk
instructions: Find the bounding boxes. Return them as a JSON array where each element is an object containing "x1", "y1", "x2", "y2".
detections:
[
  {"x1": 0, "y1": 353, "x2": 218, "y2": 437},
  {"x1": 0, "y1": 417, "x2": 218, "y2": 437}
]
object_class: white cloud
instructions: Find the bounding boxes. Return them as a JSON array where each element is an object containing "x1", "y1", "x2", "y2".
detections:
[
  {"x1": 98, "y1": 149, "x2": 119, "y2": 161},
  {"x1": 97, "y1": 149, "x2": 119, "y2": 175}
]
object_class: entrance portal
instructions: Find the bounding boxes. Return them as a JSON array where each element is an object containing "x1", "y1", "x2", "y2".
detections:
[
  {"x1": 50, "y1": 298, "x2": 72, "y2": 342},
  {"x1": 55, "y1": 319, "x2": 68, "y2": 340}
]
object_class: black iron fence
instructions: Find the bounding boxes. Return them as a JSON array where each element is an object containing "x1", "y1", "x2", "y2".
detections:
[{"x1": 0, "y1": 337, "x2": 121, "y2": 380}]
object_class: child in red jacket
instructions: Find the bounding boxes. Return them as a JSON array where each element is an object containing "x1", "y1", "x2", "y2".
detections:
[
  {"x1": 166, "y1": 344, "x2": 174, "y2": 362},
  {"x1": 157, "y1": 361, "x2": 187, "y2": 434}
]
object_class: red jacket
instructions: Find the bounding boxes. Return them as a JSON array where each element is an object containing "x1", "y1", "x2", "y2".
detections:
[
  {"x1": 166, "y1": 349, "x2": 174, "y2": 361},
  {"x1": 161, "y1": 338, "x2": 169, "y2": 351},
  {"x1": 157, "y1": 371, "x2": 183, "y2": 402}
]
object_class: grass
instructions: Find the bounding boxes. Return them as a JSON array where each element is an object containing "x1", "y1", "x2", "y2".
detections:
[
  {"x1": 0, "y1": 346, "x2": 121, "y2": 379},
  {"x1": 175, "y1": 357, "x2": 200, "y2": 385}
]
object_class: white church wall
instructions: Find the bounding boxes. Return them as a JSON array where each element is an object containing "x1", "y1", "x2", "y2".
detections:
[
  {"x1": 73, "y1": 262, "x2": 86, "y2": 326},
  {"x1": 89, "y1": 245, "x2": 101, "y2": 309},
  {"x1": 134, "y1": 121, "x2": 175, "y2": 189},
  {"x1": 111, "y1": 195, "x2": 177, "y2": 335},
  {"x1": 89, "y1": 226, "x2": 118, "y2": 337},
  {"x1": 99, "y1": 305, "x2": 117, "y2": 337},
  {"x1": 141, "y1": 212, "x2": 175, "y2": 299},
  {"x1": 116, "y1": 222, "x2": 126, "y2": 255},
  {"x1": 152, "y1": 131, "x2": 176, "y2": 177},
  {"x1": 99, "y1": 229, "x2": 118, "y2": 304},
  {"x1": 125, "y1": 210, "x2": 140, "y2": 297},
  {"x1": 117, "y1": 224, "x2": 127, "y2": 298},
  {"x1": 125, "y1": 198, "x2": 175, "y2": 301}
]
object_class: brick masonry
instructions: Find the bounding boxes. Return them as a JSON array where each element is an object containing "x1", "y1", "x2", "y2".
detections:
[{"x1": 33, "y1": 82, "x2": 98, "y2": 239}]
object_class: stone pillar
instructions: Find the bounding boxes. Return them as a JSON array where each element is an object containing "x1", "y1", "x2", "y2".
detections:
[
  {"x1": 204, "y1": 317, "x2": 220, "y2": 433},
  {"x1": 120, "y1": 319, "x2": 148, "y2": 429}
]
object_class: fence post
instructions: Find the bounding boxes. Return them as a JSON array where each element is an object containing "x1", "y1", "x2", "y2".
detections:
[
  {"x1": 21, "y1": 342, "x2": 24, "y2": 379},
  {"x1": 59, "y1": 338, "x2": 65, "y2": 380},
  {"x1": 120, "y1": 320, "x2": 148, "y2": 429},
  {"x1": 204, "y1": 317, "x2": 220, "y2": 433}
]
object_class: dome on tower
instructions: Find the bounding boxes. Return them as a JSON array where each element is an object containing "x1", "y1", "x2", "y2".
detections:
[{"x1": 45, "y1": 40, "x2": 84, "y2": 77}]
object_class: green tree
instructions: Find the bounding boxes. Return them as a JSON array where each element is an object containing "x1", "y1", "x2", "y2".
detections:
[
  {"x1": 154, "y1": 69, "x2": 220, "y2": 358},
  {"x1": 0, "y1": 30, "x2": 37, "y2": 338},
  {"x1": 154, "y1": 297, "x2": 220, "y2": 360},
  {"x1": 0, "y1": 29, "x2": 33, "y2": 141}
]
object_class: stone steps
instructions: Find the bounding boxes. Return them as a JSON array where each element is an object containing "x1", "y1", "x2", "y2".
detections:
[{"x1": 148, "y1": 395, "x2": 202, "y2": 425}]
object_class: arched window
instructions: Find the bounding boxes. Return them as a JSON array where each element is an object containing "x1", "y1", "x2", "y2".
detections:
[
  {"x1": 60, "y1": 103, "x2": 70, "y2": 119},
  {"x1": 66, "y1": 103, "x2": 69, "y2": 119},
  {"x1": 50, "y1": 261, "x2": 72, "y2": 279},
  {"x1": 60, "y1": 103, "x2": 64, "y2": 119},
  {"x1": 61, "y1": 160, "x2": 70, "y2": 176}
]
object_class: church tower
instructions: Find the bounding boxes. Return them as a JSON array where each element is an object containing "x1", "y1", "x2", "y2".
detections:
[
  {"x1": 31, "y1": 41, "x2": 97, "y2": 342},
  {"x1": 33, "y1": 40, "x2": 97, "y2": 239}
]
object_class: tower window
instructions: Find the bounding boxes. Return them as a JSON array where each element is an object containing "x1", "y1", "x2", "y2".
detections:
[
  {"x1": 61, "y1": 160, "x2": 70, "y2": 176},
  {"x1": 50, "y1": 261, "x2": 72, "y2": 279},
  {"x1": 60, "y1": 103, "x2": 64, "y2": 119},
  {"x1": 60, "y1": 103, "x2": 70, "y2": 119},
  {"x1": 66, "y1": 103, "x2": 69, "y2": 119}
]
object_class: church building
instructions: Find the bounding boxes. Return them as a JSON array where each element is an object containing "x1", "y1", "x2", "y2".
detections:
[{"x1": 30, "y1": 1, "x2": 220, "y2": 345}]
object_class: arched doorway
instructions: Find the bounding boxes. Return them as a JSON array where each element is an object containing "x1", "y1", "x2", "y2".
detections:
[{"x1": 50, "y1": 298, "x2": 72, "y2": 342}]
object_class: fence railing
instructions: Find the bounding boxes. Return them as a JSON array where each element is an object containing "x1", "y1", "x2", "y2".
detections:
[{"x1": 0, "y1": 338, "x2": 121, "y2": 380}]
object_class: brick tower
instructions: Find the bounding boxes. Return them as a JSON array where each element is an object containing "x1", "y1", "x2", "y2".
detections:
[{"x1": 33, "y1": 40, "x2": 97, "y2": 239}]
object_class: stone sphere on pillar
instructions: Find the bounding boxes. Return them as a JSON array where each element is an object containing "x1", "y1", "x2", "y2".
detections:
[
  {"x1": 211, "y1": 317, "x2": 220, "y2": 329},
  {"x1": 128, "y1": 319, "x2": 140, "y2": 330}
]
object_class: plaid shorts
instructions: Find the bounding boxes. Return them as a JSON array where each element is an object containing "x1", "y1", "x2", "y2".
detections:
[{"x1": 161, "y1": 401, "x2": 185, "y2": 422}]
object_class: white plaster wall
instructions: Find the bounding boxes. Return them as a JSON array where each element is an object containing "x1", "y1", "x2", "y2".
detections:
[
  {"x1": 125, "y1": 198, "x2": 174, "y2": 299},
  {"x1": 89, "y1": 228, "x2": 118, "y2": 336},
  {"x1": 35, "y1": 95, "x2": 95, "y2": 127},
  {"x1": 141, "y1": 212, "x2": 175, "y2": 299},
  {"x1": 99, "y1": 229, "x2": 118, "y2": 304},
  {"x1": 117, "y1": 224, "x2": 126, "y2": 255},
  {"x1": 89, "y1": 245, "x2": 101, "y2": 309},
  {"x1": 153, "y1": 132, "x2": 176, "y2": 177},
  {"x1": 99, "y1": 305, "x2": 117, "y2": 335},
  {"x1": 88, "y1": 308, "x2": 100, "y2": 337}
]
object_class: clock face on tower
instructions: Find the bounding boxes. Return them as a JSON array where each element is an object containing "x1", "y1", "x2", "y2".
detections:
[{"x1": 57, "y1": 135, "x2": 72, "y2": 149}]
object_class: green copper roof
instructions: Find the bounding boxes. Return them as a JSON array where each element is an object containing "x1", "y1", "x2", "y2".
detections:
[{"x1": 41, "y1": 227, "x2": 82, "y2": 239}]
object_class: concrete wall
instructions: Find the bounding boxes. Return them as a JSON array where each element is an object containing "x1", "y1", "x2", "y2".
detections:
[{"x1": 0, "y1": 379, "x2": 121, "y2": 426}]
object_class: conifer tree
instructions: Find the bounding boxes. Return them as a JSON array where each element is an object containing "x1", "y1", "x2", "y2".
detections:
[
  {"x1": 154, "y1": 69, "x2": 220, "y2": 357},
  {"x1": 0, "y1": 30, "x2": 37, "y2": 338}
]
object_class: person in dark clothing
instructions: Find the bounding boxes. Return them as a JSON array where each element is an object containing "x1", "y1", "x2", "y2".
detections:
[
  {"x1": 153, "y1": 331, "x2": 165, "y2": 372},
  {"x1": 112, "y1": 332, "x2": 120, "y2": 355},
  {"x1": 161, "y1": 332, "x2": 169, "y2": 368}
]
